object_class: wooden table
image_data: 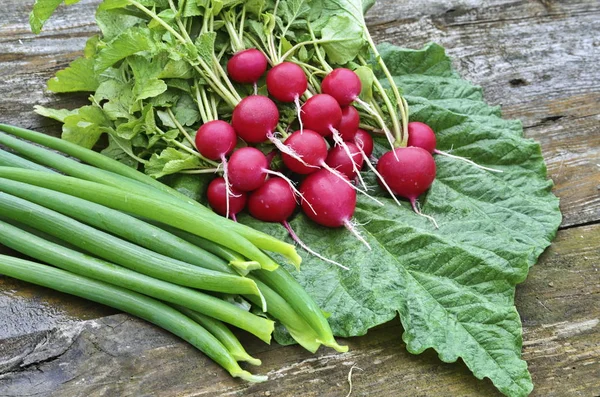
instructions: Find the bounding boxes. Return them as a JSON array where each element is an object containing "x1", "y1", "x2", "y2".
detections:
[{"x1": 1, "y1": 1, "x2": 599, "y2": 395}]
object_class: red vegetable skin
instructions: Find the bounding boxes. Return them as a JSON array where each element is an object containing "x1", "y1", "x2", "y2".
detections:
[
  {"x1": 407, "y1": 121, "x2": 437, "y2": 154},
  {"x1": 376, "y1": 146, "x2": 436, "y2": 203},
  {"x1": 266, "y1": 62, "x2": 308, "y2": 103},
  {"x1": 227, "y1": 49, "x2": 268, "y2": 84},
  {"x1": 321, "y1": 68, "x2": 362, "y2": 107},
  {"x1": 195, "y1": 120, "x2": 237, "y2": 160},
  {"x1": 299, "y1": 169, "x2": 357, "y2": 228},
  {"x1": 231, "y1": 96, "x2": 279, "y2": 143},
  {"x1": 281, "y1": 129, "x2": 328, "y2": 174},
  {"x1": 325, "y1": 142, "x2": 363, "y2": 179},
  {"x1": 300, "y1": 94, "x2": 342, "y2": 137},
  {"x1": 248, "y1": 177, "x2": 297, "y2": 223},
  {"x1": 338, "y1": 106, "x2": 360, "y2": 141},
  {"x1": 228, "y1": 147, "x2": 269, "y2": 191},
  {"x1": 207, "y1": 177, "x2": 247, "y2": 218},
  {"x1": 354, "y1": 129, "x2": 374, "y2": 158}
]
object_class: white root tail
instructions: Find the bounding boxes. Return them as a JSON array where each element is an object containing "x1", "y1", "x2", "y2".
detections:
[
  {"x1": 331, "y1": 128, "x2": 369, "y2": 191},
  {"x1": 434, "y1": 149, "x2": 503, "y2": 173},
  {"x1": 283, "y1": 221, "x2": 349, "y2": 270},
  {"x1": 358, "y1": 147, "x2": 403, "y2": 208},
  {"x1": 355, "y1": 97, "x2": 396, "y2": 154},
  {"x1": 220, "y1": 154, "x2": 231, "y2": 220},
  {"x1": 294, "y1": 96, "x2": 304, "y2": 133},
  {"x1": 343, "y1": 219, "x2": 371, "y2": 250},
  {"x1": 321, "y1": 162, "x2": 384, "y2": 207},
  {"x1": 263, "y1": 169, "x2": 317, "y2": 215},
  {"x1": 410, "y1": 199, "x2": 439, "y2": 229},
  {"x1": 266, "y1": 133, "x2": 319, "y2": 170}
]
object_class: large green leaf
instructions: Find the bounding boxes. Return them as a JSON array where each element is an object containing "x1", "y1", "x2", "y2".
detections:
[{"x1": 242, "y1": 43, "x2": 561, "y2": 397}]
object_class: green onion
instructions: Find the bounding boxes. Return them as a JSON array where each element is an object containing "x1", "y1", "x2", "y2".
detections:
[
  {"x1": 0, "y1": 190, "x2": 263, "y2": 299},
  {"x1": 0, "y1": 149, "x2": 53, "y2": 172},
  {"x1": 0, "y1": 126, "x2": 301, "y2": 266},
  {"x1": 0, "y1": 254, "x2": 267, "y2": 382},
  {"x1": 0, "y1": 167, "x2": 280, "y2": 271},
  {"x1": 0, "y1": 178, "x2": 234, "y2": 275},
  {"x1": 0, "y1": 220, "x2": 274, "y2": 344},
  {"x1": 173, "y1": 305, "x2": 262, "y2": 366}
]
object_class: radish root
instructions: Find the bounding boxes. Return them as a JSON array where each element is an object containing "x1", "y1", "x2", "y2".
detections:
[
  {"x1": 410, "y1": 199, "x2": 439, "y2": 229},
  {"x1": 283, "y1": 221, "x2": 349, "y2": 270},
  {"x1": 344, "y1": 219, "x2": 371, "y2": 250},
  {"x1": 434, "y1": 149, "x2": 503, "y2": 173},
  {"x1": 330, "y1": 128, "x2": 369, "y2": 191},
  {"x1": 267, "y1": 133, "x2": 319, "y2": 169},
  {"x1": 264, "y1": 169, "x2": 317, "y2": 215},
  {"x1": 321, "y1": 162, "x2": 384, "y2": 207}
]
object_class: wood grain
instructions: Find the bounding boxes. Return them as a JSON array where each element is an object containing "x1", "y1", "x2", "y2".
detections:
[{"x1": 0, "y1": 0, "x2": 599, "y2": 396}]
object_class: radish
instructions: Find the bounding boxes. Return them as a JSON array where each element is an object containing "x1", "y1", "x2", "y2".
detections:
[
  {"x1": 376, "y1": 146, "x2": 438, "y2": 227},
  {"x1": 231, "y1": 95, "x2": 279, "y2": 144},
  {"x1": 337, "y1": 106, "x2": 360, "y2": 141},
  {"x1": 282, "y1": 129, "x2": 382, "y2": 205},
  {"x1": 195, "y1": 120, "x2": 237, "y2": 218},
  {"x1": 321, "y1": 68, "x2": 362, "y2": 107},
  {"x1": 248, "y1": 177, "x2": 347, "y2": 269},
  {"x1": 228, "y1": 147, "x2": 309, "y2": 209},
  {"x1": 207, "y1": 177, "x2": 247, "y2": 222},
  {"x1": 350, "y1": 128, "x2": 404, "y2": 209},
  {"x1": 325, "y1": 142, "x2": 363, "y2": 179},
  {"x1": 281, "y1": 129, "x2": 327, "y2": 175},
  {"x1": 354, "y1": 129, "x2": 374, "y2": 158},
  {"x1": 228, "y1": 147, "x2": 269, "y2": 192},
  {"x1": 227, "y1": 49, "x2": 268, "y2": 86},
  {"x1": 300, "y1": 94, "x2": 368, "y2": 189},
  {"x1": 267, "y1": 62, "x2": 308, "y2": 131},
  {"x1": 299, "y1": 169, "x2": 370, "y2": 249},
  {"x1": 322, "y1": 68, "x2": 396, "y2": 149},
  {"x1": 407, "y1": 121, "x2": 503, "y2": 173},
  {"x1": 195, "y1": 120, "x2": 237, "y2": 160},
  {"x1": 300, "y1": 94, "x2": 342, "y2": 137}
]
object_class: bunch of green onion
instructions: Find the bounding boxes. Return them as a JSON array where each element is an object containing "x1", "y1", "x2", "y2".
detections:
[{"x1": 0, "y1": 123, "x2": 347, "y2": 382}]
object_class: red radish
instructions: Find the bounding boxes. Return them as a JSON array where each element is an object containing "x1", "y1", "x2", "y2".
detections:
[
  {"x1": 227, "y1": 49, "x2": 268, "y2": 84},
  {"x1": 300, "y1": 94, "x2": 368, "y2": 188},
  {"x1": 195, "y1": 120, "x2": 237, "y2": 160},
  {"x1": 267, "y1": 62, "x2": 308, "y2": 131},
  {"x1": 407, "y1": 121, "x2": 503, "y2": 173},
  {"x1": 228, "y1": 147, "x2": 269, "y2": 191},
  {"x1": 228, "y1": 147, "x2": 308, "y2": 207},
  {"x1": 281, "y1": 129, "x2": 327, "y2": 174},
  {"x1": 207, "y1": 177, "x2": 247, "y2": 222},
  {"x1": 337, "y1": 106, "x2": 360, "y2": 141},
  {"x1": 299, "y1": 169, "x2": 370, "y2": 249},
  {"x1": 231, "y1": 95, "x2": 279, "y2": 144},
  {"x1": 354, "y1": 129, "x2": 374, "y2": 158},
  {"x1": 300, "y1": 94, "x2": 342, "y2": 137},
  {"x1": 282, "y1": 129, "x2": 383, "y2": 206},
  {"x1": 325, "y1": 142, "x2": 363, "y2": 179},
  {"x1": 350, "y1": 128, "x2": 404, "y2": 209},
  {"x1": 407, "y1": 121, "x2": 437, "y2": 154},
  {"x1": 376, "y1": 146, "x2": 439, "y2": 227},
  {"x1": 248, "y1": 177, "x2": 297, "y2": 223},
  {"x1": 195, "y1": 120, "x2": 238, "y2": 218},
  {"x1": 267, "y1": 62, "x2": 308, "y2": 102},
  {"x1": 322, "y1": 68, "x2": 396, "y2": 149},
  {"x1": 249, "y1": 177, "x2": 348, "y2": 269},
  {"x1": 321, "y1": 68, "x2": 362, "y2": 107}
]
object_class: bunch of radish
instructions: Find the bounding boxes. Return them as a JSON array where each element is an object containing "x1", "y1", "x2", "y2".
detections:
[{"x1": 195, "y1": 48, "x2": 471, "y2": 267}]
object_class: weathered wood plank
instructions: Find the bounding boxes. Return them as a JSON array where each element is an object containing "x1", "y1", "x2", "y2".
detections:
[{"x1": 1, "y1": 224, "x2": 598, "y2": 396}]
